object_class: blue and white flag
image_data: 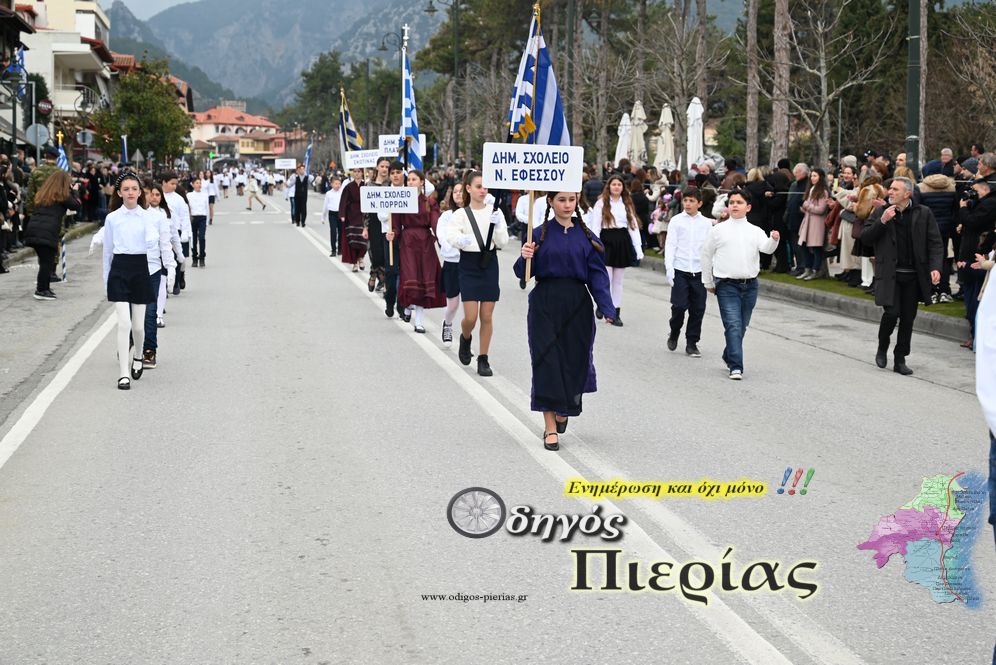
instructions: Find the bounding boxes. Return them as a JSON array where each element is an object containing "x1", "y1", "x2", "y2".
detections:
[
  {"x1": 121, "y1": 135, "x2": 129, "y2": 164},
  {"x1": 339, "y1": 88, "x2": 364, "y2": 158},
  {"x1": 5, "y1": 47, "x2": 27, "y2": 100},
  {"x1": 506, "y1": 13, "x2": 570, "y2": 146},
  {"x1": 401, "y1": 53, "x2": 422, "y2": 170},
  {"x1": 303, "y1": 140, "x2": 313, "y2": 173},
  {"x1": 57, "y1": 145, "x2": 70, "y2": 172}
]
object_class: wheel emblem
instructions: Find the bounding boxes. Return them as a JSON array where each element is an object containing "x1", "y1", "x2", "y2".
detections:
[{"x1": 447, "y1": 487, "x2": 506, "y2": 538}]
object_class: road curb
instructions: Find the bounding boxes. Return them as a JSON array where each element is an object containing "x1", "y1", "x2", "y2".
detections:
[
  {"x1": 638, "y1": 254, "x2": 970, "y2": 343},
  {"x1": 4, "y1": 222, "x2": 99, "y2": 268}
]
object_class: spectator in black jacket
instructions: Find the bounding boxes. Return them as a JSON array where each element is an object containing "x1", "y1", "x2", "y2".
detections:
[
  {"x1": 786, "y1": 163, "x2": 810, "y2": 275},
  {"x1": 767, "y1": 160, "x2": 793, "y2": 272},
  {"x1": 918, "y1": 174, "x2": 959, "y2": 301},
  {"x1": 957, "y1": 178, "x2": 996, "y2": 347},
  {"x1": 21, "y1": 170, "x2": 80, "y2": 300}
]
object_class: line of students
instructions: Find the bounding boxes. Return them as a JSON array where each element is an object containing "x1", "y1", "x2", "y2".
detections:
[{"x1": 100, "y1": 170, "x2": 199, "y2": 389}]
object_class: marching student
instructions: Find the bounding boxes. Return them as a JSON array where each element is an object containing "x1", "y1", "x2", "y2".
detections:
[
  {"x1": 287, "y1": 164, "x2": 310, "y2": 227},
  {"x1": 664, "y1": 187, "x2": 712, "y2": 357},
  {"x1": 219, "y1": 170, "x2": 230, "y2": 199},
  {"x1": 161, "y1": 172, "x2": 191, "y2": 293},
  {"x1": 145, "y1": 181, "x2": 184, "y2": 330},
  {"x1": 245, "y1": 173, "x2": 267, "y2": 212},
  {"x1": 363, "y1": 157, "x2": 390, "y2": 292},
  {"x1": 700, "y1": 189, "x2": 780, "y2": 380},
  {"x1": 445, "y1": 171, "x2": 509, "y2": 376},
  {"x1": 378, "y1": 162, "x2": 406, "y2": 318},
  {"x1": 235, "y1": 169, "x2": 246, "y2": 196},
  {"x1": 140, "y1": 181, "x2": 175, "y2": 370},
  {"x1": 187, "y1": 176, "x2": 210, "y2": 267},
  {"x1": 203, "y1": 171, "x2": 218, "y2": 224},
  {"x1": 515, "y1": 190, "x2": 615, "y2": 451},
  {"x1": 386, "y1": 169, "x2": 445, "y2": 333},
  {"x1": 338, "y1": 167, "x2": 367, "y2": 272},
  {"x1": 435, "y1": 180, "x2": 465, "y2": 347},
  {"x1": 587, "y1": 174, "x2": 643, "y2": 326},
  {"x1": 322, "y1": 175, "x2": 343, "y2": 257},
  {"x1": 103, "y1": 172, "x2": 155, "y2": 390}
]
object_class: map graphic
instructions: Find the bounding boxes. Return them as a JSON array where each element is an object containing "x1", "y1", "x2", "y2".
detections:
[{"x1": 857, "y1": 472, "x2": 986, "y2": 607}]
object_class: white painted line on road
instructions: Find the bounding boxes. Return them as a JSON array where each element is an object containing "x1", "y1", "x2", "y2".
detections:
[
  {"x1": 297, "y1": 226, "x2": 801, "y2": 665},
  {"x1": 230, "y1": 221, "x2": 246, "y2": 225},
  {"x1": 249, "y1": 221, "x2": 264, "y2": 225},
  {"x1": 0, "y1": 309, "x2": 115, "y2": 472}
]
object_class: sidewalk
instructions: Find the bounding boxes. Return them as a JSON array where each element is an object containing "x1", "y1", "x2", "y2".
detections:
[{"x1": 638, "y1": 254, "x2": 971, "y2": 343}]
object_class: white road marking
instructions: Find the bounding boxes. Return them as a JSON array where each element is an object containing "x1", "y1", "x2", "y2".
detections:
[
  {"x1": 298, "y1": 226, "x2": 812, "y2": 665},
  {"x1": 249, "y1": 221, "x2": 264, "y2": 225},
  {"x1": 230, "y1": 221, "x2": 246, "y2": 225},
  {"x1": 0, "y1": 310, "x2": 115, "y2": 472}
]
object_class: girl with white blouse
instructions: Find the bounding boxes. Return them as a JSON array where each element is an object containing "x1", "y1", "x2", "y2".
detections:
[
  {"x1": 102, "y1": 172, "x2": 156, "y2": 390},
  {"x1": 434, "y1": 181, "x2": 465, "y2": 348},
  {"x1": 587, "y1": 174, "x2": 643, "y2": 327},
  {"x1": 445, "y1": 171, "x2": 509, "y2": 376}
]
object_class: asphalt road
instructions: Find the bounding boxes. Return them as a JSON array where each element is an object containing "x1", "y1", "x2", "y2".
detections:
[{"x1": 0, "y1": 190, "x2": 992, "y2": 664}]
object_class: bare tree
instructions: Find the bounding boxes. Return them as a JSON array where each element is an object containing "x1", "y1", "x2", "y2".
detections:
[
  {"x1": 944, "y1": 5, "x2": 996, "y2": 136},
  {"x1": 774, "y1": 0, "x2": 895, "y2": 165},
  {"x1": 571, "y1": 0, "x2": 585, "y2": 145},
  {"x1": 769, "y1": 0, "x2": 791, "y2": 164},
  {"x1": 918, "y1": 0, "x2": 927, "y2": 164},
  {"x1": 577, "y1": 46, "x2": 638, "y2": 166},
  {"x1": 745, "y1": 0, "x2": 760, "y2": 168},
  {"x1": 695, "y1": 0, "x2": 708, "y2": 107},
  {"x1": 635, "y1": 0, "x2": 647, "y2": 103}
]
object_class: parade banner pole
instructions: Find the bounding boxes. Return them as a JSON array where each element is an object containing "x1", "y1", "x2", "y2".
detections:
[{"x1": 523, "y1": 3, "x2": 542, "y2": 286}]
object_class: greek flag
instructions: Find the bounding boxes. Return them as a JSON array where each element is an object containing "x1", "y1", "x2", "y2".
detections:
[
  {"x1": 5, "y1": 47, "x2": 27, "y2": 100},
  {"x1": 57, "y1": 145, "x2": 70, "y2": 172},
  {"x1": 401, "y1": 53, "x2": 422, "y2": 170},
  {"x1": 506, "y1": 13, "x2": 570, "y2": 146},
  {"x1": 339, "y1": 88, "x2": 363, "y2": 157},
  {"x1": 303, "y1": 140, "x2": 313, "y2": 174}
]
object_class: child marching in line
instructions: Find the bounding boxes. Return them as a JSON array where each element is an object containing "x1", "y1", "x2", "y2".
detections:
[
  {"x1": 587, "y1": 174, "x2": 643, "y2": 327},
  {"x1": 435, "y1": 180, "x2": 465, "y2": 347},
  {"x1": 515, "y1": 191, "x2": 615, "y2": 451},
  {"x1": 322, "y1": 175, "x2": 343, "y2": 257},
  {"x1": 664, "y1": 187, "x2": 713, "y2": 357},
  {"x1": 445, "y1": 171, "x2": 509, "y2": 376}
]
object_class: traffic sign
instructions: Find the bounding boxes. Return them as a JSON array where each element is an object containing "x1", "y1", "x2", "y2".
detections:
[
  {"x1": 25, "y1": 123, "x2": 49, "y2": 147},
  {"x1": 76, "y1": 130, "x2": 94, "y2": 147},
  {"x1": 36, "y1": 99, "x2": 53, "y2": 115}
]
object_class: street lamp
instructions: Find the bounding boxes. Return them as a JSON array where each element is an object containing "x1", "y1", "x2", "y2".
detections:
[{"x1": 424, "y1": 0, "x2": 462, "y2": 163}]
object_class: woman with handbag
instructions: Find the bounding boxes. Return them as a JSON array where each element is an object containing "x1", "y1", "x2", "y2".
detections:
[
  {"x1": 586, "y1": 174, "x2": 643, "y2": 326},
  {"x1": 515, "y1": 190, "x2": 615, "y2": 451},
  {"x1": 386, "y1": 169, "x2": 445, "y2": 333},
  {"x1": 445, "y1": 171, "x2": 509, "y2": 376},
  {"x1": 796, "y1": 168, "x2": 831, "y2": 281}
]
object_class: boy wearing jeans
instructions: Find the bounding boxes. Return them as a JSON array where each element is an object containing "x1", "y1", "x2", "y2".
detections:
[
  {"x1": 664, "y1": 187, "x2": 712, "y2": 357},
  {"x1": 700, "y1": 189, "x2": 779, "y2": 380}
]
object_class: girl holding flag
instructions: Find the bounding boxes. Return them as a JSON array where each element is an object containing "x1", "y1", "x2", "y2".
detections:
[{"x1": 516, "y1": 191, "x2": 615, "y2": 451}]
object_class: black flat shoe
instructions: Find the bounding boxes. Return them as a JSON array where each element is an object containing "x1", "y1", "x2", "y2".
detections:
[
  {"x1": 130, "y1": 358, "x2": 144, "y2": 380},
  {"x1": 117, "y1": 377, "x2": 130, "y2": 390},
  {"x1": 555, "y1": 417, "x2": 568, "y2": 434},
  {"x1": 595, "y1": 308, "x2": 603, "y2": 319},
  {"x1": 875, "y1": 349, "x2": 887, "y2": 368},
  {"x1": 543, "y1": 432, "x2": 559, "y2": 451}
]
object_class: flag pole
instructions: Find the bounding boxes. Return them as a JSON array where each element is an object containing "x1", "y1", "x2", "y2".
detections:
[{"x1": 523, "y1": 2, "x2": 542, "y2": 287}]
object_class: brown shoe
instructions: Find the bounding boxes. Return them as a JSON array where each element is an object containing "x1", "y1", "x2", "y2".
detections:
[{"x1": 960, "y1": 338, "x2": 974, "y2": 349}]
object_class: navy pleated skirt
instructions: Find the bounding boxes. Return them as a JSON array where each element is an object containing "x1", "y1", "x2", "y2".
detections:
[{"x1": 107, "y1": 254, "x2": 155, "y2": 304}]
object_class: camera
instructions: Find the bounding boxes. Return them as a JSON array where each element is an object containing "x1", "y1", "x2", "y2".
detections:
[{"x1": 961, "y1": 188, "x2": 978, "y2": 202}]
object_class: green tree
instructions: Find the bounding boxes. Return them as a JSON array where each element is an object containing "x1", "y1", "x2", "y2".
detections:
[{"x1": 91, "y1": 58, "x2": 193, "y2": 162}]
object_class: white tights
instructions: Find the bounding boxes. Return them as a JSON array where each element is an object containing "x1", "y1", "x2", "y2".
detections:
[
  {"x1": 605, "y1": 267, "x2": 626, "y2": 307},
  {"x1": 443, "y1": 296, "x2": 460, "y2": 325},
  {"x1": 115, "y1": 302, "x2": 145, "y2": 379},
  {"x1": 413, "y1": 305, "x2": 424, "y2": 327}
]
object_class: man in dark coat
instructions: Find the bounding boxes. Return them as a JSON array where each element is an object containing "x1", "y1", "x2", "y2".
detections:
[
  {"x1": 861, "y1": 177, "x2": 943, "y2": 376},
  {"x1": 956, "y1": 178, "x2": 996, "y2": 346},
  {"x1": 766, "y1": 160, "x2": 793, "y2": 272}
]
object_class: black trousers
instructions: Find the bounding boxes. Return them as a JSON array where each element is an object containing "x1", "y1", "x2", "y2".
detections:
[
  {"x1": 34, "y1": 244, "x2": 55, "y2": 291},
  {"x1": 383, "y1": 238, "x2": 399, "y2": 309},
  {"x1": 878, "y1": 271, "x2": 919, "y2": 358},
  {"x1": 293, "y1": 196, "x2": 307, "y2": 225},
  {"x1": 669, "y1": 269, "x2": 707, "y2": 344},
  {"x1": 328, "y1": 212, "x2": 339, "y2": 251}
]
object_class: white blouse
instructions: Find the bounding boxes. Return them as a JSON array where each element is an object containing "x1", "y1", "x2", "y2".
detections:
[
  {"x1": 103, "y1": 205, "x2": 152, "y2": 286},
  {"x1": 588, "y1": 197, "x2": 644, "y2": 261},
  {"x1": 445, "y1": 206, "x2": 509, "y2": 254},
  {"x1": 435, "y1": 210, "x2": 462, "y2": 263}
]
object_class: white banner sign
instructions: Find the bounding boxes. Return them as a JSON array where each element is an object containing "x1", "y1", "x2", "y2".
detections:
[
  {"x1": 378, "y1": 134, "x2": 427, "y2": 158},
  {"x1": 482, "y1": 143, "x2": 585, "y2": 191},
  {"x1": 360, "y1": 186, "x2": 420, "y2": 213},
  {"x1": 343, "y1": 149, "x2": 382, "y2": 170},
  {"x1": 274, "y1": 158, "x2": 297, "y2": 170}
]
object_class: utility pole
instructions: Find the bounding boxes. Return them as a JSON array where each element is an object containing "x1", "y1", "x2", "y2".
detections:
[{"x1": 904, "y1": 0, "x2": 921, "y2": 175}]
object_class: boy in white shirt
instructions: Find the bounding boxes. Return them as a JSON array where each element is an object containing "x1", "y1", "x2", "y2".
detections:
[
  {"x1": 700, "y1": 189, "x2": 779, "y2": 380},
  {"x1": 664, "y1": 188, "x2": 713, "y2": 357},
  {"x1": 322, "y1": 175, "x2": 343, "y2": 256},
  {"x1": 186, "y1": 177, "x2": 211, "y2": 267}
]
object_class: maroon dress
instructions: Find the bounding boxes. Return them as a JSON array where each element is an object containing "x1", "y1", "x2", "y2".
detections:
[
  {"x1": 338, "y1": 180, "x2": 367, "y2": 264},
  {"x1": 392, "y1": 196, "x2": 446, "y2": 309}
]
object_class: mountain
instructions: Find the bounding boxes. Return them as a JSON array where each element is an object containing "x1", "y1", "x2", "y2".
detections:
[
  {"x1": 145, "y1": 0, "x2": 398, "y2": 101},
  {"x1": 106, "y1": 2, "x2": 271, "y2": 114}
]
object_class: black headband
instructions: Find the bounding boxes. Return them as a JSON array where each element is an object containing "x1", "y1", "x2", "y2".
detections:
[{"x1": 114, "y1": 171, "x2": 140, "y2": 189}]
